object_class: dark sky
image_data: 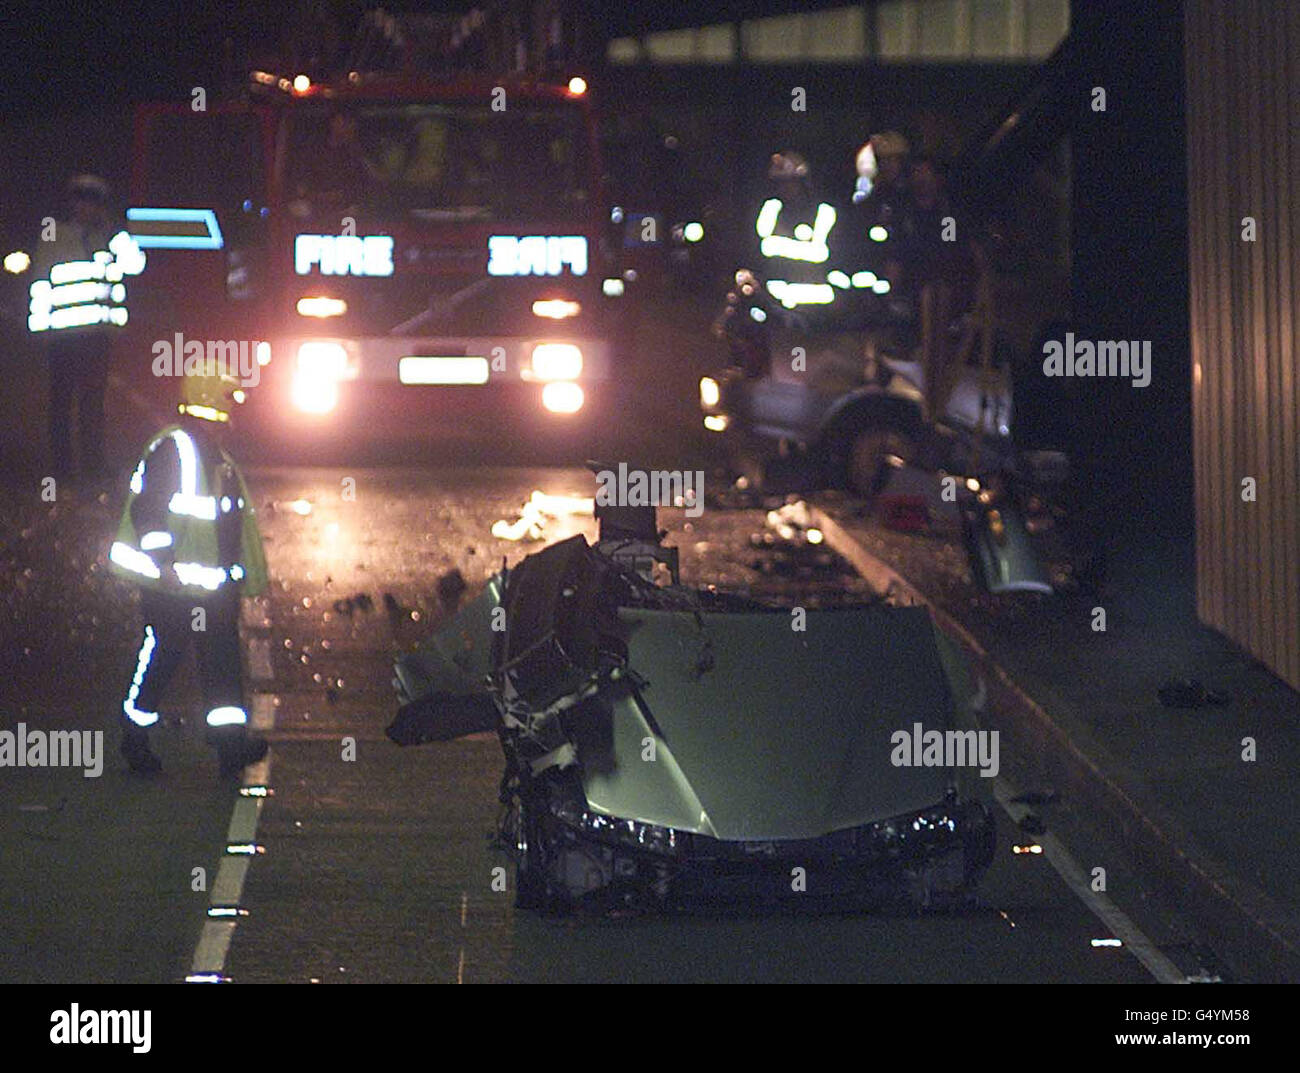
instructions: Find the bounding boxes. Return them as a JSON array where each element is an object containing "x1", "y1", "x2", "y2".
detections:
[{"x1": 3, "y1": 0, "x2": 368, "y2": 116}]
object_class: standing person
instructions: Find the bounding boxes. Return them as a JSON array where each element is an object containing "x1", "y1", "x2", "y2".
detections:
[
  {"x1": 840, "y1": 133, "x2": 912, "y2": 305},
  {"x1": 27, "y1": 175, "x2": 145, "y2": 482},
  {"x1": 108, "y1": 371, "x2": 270, "y2": 778},
  {"x1": 752, "y1": 150, "x2": 838, "y2": 309}
]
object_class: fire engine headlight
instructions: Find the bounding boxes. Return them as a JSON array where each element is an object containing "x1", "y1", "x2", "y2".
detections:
[
  {"x1": 292, "y1": 341, "x2": 348, "y2": 414},
  {"x1": 296, "y1": 296, "x2": 348, "y2": 318},
  {"x1": 4, "y1": 250, "x2": 30, "y2": 274},
  {"x1": 542, "y1": 381, "x2": 584, "y2": 414},
  {"x1": 292, "y1": 375, "x2": 338, "y2": 414},
  {"x1": 297, "y1": 341, "x2": 348, "y2": 378},
  {"x1": 531, "y1": 299, "x2": 581, "y2": 320},
  {"x1": 530, "y1": 343, "x2": 583, "y2": 381},
  {"x1": 699, "y1": 376, "x2": 720, "y2": 408}
]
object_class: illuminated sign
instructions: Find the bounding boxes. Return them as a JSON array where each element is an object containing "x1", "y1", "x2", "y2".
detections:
[
  {"x1": 487, "y1": 235, "x2": 587, "y2": 277},
  {"x1": 127, "y1": 207, "x2": 224, "y2": 250},
  {"x1": 295, "y1": 234, "x2": 394, "y2": 277}
]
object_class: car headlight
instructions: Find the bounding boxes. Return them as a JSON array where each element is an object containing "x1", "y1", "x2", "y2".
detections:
[
  {"x1": 531, "y1": 342, "x2": 582, "y2": 381},
  {"x1": 699, "y1": 376, "x2": 720, "y2": 408},
  {"x1": 563, "y1": 806, "x2": 685, "y2": 858}
]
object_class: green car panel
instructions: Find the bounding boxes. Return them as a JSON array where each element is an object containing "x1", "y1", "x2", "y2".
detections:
[{"x1": 575, "y1": 605, "x2": 958, "y2": 841}]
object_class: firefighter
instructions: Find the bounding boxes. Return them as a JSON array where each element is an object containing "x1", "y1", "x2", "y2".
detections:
[
  {"x1": 108, "y1": 370, "x2": 269, "y2": 777},
  {"x1": 28, "y1": 175, "x2": 145, "y2": 481},
  {"x1": 752, "y1": 150, "x2": 838, "y2": 310}
]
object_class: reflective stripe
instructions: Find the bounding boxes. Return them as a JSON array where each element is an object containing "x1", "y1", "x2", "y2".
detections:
[
  {"x1": 177, "y1": 404, "x2": 229, "y2": 423},
  {"x1": 129, "y1": 460, "x2": 145, "y2": 494},
  {"x1": 123, "y1": 626, "x2": 159, "y2": 727},
  {"x1": 172, "y1": 428, "x2": 199, "y2": 494},
  {"x1": 173, "y1": 561, "x2": 227, "y2": 590},
  {"x1": 755, "y1": 198, "x2": 782, "y2": 238},
  {"x1": 110, "y1": 540, "x2": 161, "y2": 580},
  {"x1": 758, "y1": 202, "x2": 836, "y2": 264},
  {"x1": 48, "y1": 281, "x2": 111, "y2": 307},
  {"x1": 765, "y1": 280, "x2": 835, "y2": 307},
  {"x1": 48, "y1": 260, "x2": 107, "y2": 285},
  {"x1": 107, "y1": 230, "x2": 147, "y2": 274},
  {"x1": 206, "y1": 706, "x2": 247, "y2": 727},
  {"x1": 169, "y1": 492, "x2": 218, "y2": 519},
  {"x1": 139, "y1": 531, "x2": 173, "y2": 551},
  {"x1": 229, "y1": 564, "x2": 245, "y2": 581},
  {"x1": 167, "y1": 428, "x2": 218, "y2": 518}
]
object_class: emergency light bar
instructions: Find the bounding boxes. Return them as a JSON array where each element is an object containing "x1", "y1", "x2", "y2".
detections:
[{"x1": 126, "y1": 207, "x2": 224, "y2": 250}]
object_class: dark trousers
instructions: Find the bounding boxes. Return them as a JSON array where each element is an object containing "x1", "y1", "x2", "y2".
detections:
[
  {"x1": 48, "y1": 331, "x2": 111, "y2": 476},
  {"x1": 124, "y1": 587, "x2": 245, "y2": 727}
]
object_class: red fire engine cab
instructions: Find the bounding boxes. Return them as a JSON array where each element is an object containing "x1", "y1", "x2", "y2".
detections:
[{"x1": 126, "y1": 25, "x2": 622, "y2": 439}]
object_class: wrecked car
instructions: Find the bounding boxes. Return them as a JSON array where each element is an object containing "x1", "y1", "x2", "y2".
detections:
[{"x1": 388, "y1": 487, "x2": 997, "y2": 914}]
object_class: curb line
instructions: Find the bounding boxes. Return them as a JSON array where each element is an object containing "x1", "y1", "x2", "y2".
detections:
[{"x1": 810, "y1": 503, "x2": 1300, "y2": 984}]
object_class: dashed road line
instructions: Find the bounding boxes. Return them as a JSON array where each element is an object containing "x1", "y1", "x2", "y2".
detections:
[
  {"x1": 187, "y1": 619, "x2": 276, "y2": 982},
  {"x1": 994, "y1": 779, "x2": 1186, "y2": 984}
]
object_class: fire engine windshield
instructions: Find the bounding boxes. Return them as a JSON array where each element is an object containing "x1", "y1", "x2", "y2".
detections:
[{"x1": 286, "y1": 103, "x2": 589, "y2": 220}]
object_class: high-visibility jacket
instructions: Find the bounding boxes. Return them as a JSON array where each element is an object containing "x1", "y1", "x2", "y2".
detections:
[
  {"x1": 753, "y1": 196, "x2": 839, "y2": 309},
  {"x1": 109, "y1": 424, "x2": 268, "y2": 598},
  {"x1": 27, "y1": 220, "x2": 145, "y2": 335}
]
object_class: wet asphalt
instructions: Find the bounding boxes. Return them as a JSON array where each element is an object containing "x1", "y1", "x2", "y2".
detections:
[{"x1": 0, "y1": 294, "x2": 1164, "y2": 983}]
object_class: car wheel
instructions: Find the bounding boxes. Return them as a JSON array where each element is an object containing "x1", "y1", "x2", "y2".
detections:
[{"x1": 846, "y1": 426, "x2": 916, "y2": 500}]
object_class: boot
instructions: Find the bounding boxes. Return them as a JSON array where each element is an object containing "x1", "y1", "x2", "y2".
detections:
[
  {"x1": 209, "y1": 725, "x2": 269, "y2": 778},
  {"x1": 120, "y1": 723, "x2": 162, "y2": 775}
]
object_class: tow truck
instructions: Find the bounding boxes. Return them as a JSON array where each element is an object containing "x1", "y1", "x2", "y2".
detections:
[{"x1": 124, "y1": 9, "x2": 626, "y2": 442}]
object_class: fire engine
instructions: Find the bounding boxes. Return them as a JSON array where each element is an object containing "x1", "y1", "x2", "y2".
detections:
[{"x1": 125, "y1": 8, "x2": 625, "y2": 439}]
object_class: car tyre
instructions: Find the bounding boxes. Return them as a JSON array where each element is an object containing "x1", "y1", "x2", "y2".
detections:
[{"x1": 846, "y1": 425, "x2": 917, "y2": 501}]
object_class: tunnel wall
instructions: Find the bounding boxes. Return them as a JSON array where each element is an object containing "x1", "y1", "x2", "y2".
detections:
[{"x1": 1185, "y1": 1, "x2": 1300, "y2": 691}]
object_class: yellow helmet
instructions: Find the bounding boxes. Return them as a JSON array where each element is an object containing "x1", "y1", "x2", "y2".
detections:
[{"x1": 179, "y1": 370, "x2": 243, "y2": 423}]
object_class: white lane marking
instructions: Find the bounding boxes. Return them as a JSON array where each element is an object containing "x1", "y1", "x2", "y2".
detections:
[
  {"x1": 190, "y1": 921, "x2": 237, "y2": 977},
  {"x1": 189, "y1": 599, "x2": 276, "y2": 981},
  {"x1": 994, "y1": 779, "x2": 1186, "y2": 984},
  {"x1": 210, "y1": 856, "x2": 251, "y2": 905},
  {"x1": 247, "y1": 638, "x2": 274, "y2": 682},
  {"x1": 226, "y1": 796, "x2": 263, "y2": 843}
]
